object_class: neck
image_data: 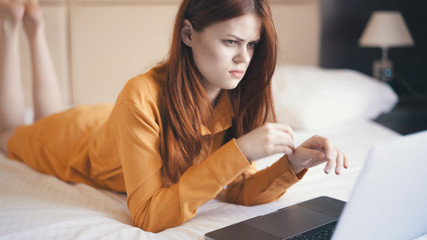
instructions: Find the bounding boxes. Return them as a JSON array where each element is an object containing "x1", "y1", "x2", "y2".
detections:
[{"x1": 207, "y1": 89, "x2": 221, "y2": 105}]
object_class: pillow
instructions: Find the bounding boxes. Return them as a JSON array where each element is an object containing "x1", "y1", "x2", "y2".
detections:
[{"x1": 272, "y1": 65, "x2": 398, "y2": 130}]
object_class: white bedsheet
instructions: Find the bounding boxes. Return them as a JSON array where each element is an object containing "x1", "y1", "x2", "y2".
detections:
[{"x1": 0, "y1": 120, "x2": 417, "y2": 240}]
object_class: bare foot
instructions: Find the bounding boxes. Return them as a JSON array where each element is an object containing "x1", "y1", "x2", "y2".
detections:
[
  {"x1": 23, "y1": 0, "x2": 44, "y2": 36},
  {"x1": 0, "y1": 0, "x2": 25, "y2": 30}
]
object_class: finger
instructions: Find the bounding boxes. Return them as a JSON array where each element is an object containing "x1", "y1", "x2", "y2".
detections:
[
  {"x1": 273, "y1": 144, "x2": 294, "y2": 156},
  {"x1": 274, "y1": 123, "x2": 295, "y2": 142},
  {"x1": 321, "y1": 137, "x2": 334, "y2": 160},
  {"x1": 324, "y1": 159, "x2": 332, "y2": 174},
  {"x1": 335, "y1": 151, "x2": 344, "y2": 175},
  {"x1": 283, "y1": 146, "x2": 294, "y2": 156},
  {"x1": 343, "y1": 152, "x2": 349, "y2": 169},
  {"x1": 323, "y1": 152, "x2": 336, "y2": 174},
  {"x1": 275, "y1": 129, "x2": 295, "y2": 149},
  {"x1": 316, "y1": 137, "x2": 337, "y2": 174},
  {"x1": 324, "y1": 147, "x2": 338, "y2": 174}
]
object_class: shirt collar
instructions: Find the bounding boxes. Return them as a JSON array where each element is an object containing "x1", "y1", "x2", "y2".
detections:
[{"x1": 201, "y1": 91, "x2": 235, "y2": 136}]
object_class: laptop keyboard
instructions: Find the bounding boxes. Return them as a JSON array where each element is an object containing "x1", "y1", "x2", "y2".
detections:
[{"x1": 288, "y1": 220, "x2": 338, "y2": 240}]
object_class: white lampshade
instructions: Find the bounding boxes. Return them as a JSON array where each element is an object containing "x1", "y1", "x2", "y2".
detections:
[{"x1": 359, "y1": 11, "x2": 414, "y2": 48}]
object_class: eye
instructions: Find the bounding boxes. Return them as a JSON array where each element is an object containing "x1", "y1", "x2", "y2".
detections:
[
  {"x1": 223, "y1": 40, "x2": 238, "y2": 47},
  {"x1": 247, "y1": 41, "x2": 260, "y2": 49}
]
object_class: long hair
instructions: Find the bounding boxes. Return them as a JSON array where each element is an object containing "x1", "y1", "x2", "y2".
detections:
[{"x1": 162, "y1": 0, "x2": 277, "y2": 185}]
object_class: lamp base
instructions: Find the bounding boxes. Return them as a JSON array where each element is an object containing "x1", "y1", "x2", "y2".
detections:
[{"x1": 373, "y1": 59, "x2": 393, "y2": 82}]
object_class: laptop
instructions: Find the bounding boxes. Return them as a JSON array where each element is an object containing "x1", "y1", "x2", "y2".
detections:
[{"x1": 205, "y1": 130, "x2": 427, "y2": 240}]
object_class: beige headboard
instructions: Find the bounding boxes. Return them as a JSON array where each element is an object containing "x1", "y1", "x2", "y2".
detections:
[{"x1": 17, "y1": 0, "x2": 320, "y2": 106}]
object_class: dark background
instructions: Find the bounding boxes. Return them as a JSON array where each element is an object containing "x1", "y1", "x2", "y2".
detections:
[{"x1": 319, "y1": 0, "x2": 427, "y2": 96}]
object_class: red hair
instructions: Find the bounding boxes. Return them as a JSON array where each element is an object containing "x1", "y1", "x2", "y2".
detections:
[{"x1": 162, "y1": 0, "x2": 277, "y2": 185}]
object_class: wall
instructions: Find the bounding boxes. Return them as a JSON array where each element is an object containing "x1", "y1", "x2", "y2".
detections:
[
  {"x1": 15, "y1": 0, "x2": 320, "y2": 105},
  {"x1": 319, "y1": 0, "x2": 427, "y2": 96}
]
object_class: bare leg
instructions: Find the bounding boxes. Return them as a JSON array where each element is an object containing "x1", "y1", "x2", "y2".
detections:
[
  {"x1": 23, "y1": 0, "x2": 63, "y2": 121},
  {"x1": 0, "y1": 0, "x2": 26, "y2": 154}
]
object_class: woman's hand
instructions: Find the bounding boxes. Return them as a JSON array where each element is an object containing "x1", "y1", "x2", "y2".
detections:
[
  {"x1": 235, "y1": 123, "x2": 295, "y2": 161},
  {"x1": 287, "y1": 135, "x2": 348, "y2": 175}
]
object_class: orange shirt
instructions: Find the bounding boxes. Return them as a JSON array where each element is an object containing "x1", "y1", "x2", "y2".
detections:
[{"x1": 7, "y1": 64, "x2": 306, "y2": 233}]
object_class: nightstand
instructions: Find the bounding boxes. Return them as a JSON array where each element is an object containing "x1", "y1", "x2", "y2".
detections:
[{"x1": 375, "y1": 95, "x2": 427, "y2": 135}]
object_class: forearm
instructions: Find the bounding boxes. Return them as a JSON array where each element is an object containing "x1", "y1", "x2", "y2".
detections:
[
  {"x1": 221, "y1": 156, "x2": 307, "y2": 206},
  {"x1": 128, "y1": 140, "x2": 251, "y2": 232},
  {"x1": 129, "y1": 171, "x2": 220, "y2": 233}
]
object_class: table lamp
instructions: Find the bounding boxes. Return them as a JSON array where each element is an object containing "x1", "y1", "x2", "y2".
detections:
[{"x1": 359, "y1": 11, "x2": 414, "y2": 82}]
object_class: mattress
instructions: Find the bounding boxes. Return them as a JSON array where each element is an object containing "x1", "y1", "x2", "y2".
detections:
[{"x1": 4, "y1": 120, "x2": 424, "y2": 240}]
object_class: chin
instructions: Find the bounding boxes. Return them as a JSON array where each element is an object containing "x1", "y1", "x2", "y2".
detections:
[
  {"x1": 222, "y1": 85, "x2": 239, "y2": 91},
  {"x1": 223, "y1": 80, "x2": 242, "y2": 90}
]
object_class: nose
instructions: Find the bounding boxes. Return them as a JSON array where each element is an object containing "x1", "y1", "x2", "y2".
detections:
[{"x1": 233, "y1": 46, "x2": 251, "y2": 64}]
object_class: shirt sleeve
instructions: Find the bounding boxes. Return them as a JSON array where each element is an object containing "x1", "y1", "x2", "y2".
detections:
[
  {"x1": 217, "y1": 155, "x2": 307, "y2": 206},
  {"x1": 113, "y1": 99, "x2": 251, "y2": 233}
]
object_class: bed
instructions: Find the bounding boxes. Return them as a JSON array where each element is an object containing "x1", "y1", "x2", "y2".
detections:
[
  {"x1": 3, "y1": 65, "x2": 426, "y2": 239},
  {"x1": 0, "y1": 121, "x2": 400, "y2": 240}
]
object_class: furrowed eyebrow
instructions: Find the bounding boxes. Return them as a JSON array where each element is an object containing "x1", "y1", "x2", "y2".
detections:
[
  {"x1": 226, "y1": 34, "x2": 244, "y2": 41},
  {"x1": 225, "y1": 34, "x2": 259, "y2": 43}
]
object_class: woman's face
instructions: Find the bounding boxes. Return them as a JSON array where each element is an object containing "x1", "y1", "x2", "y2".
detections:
[{"x1": 182, "y1": 14, "x2": 262, "y2": 101}]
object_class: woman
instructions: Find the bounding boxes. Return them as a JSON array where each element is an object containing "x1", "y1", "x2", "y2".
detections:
[{"x1": 0, "y1": 0, "x2": 348, "y2": 233}]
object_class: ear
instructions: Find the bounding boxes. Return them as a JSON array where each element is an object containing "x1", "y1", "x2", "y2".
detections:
[{"x1": 181, "y1": 19, "x2": 194, "y2": 47}]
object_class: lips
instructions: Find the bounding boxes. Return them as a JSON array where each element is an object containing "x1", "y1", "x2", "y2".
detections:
[{"x1": 229, "y1": 70, "x2": 244, "y2": 79}]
